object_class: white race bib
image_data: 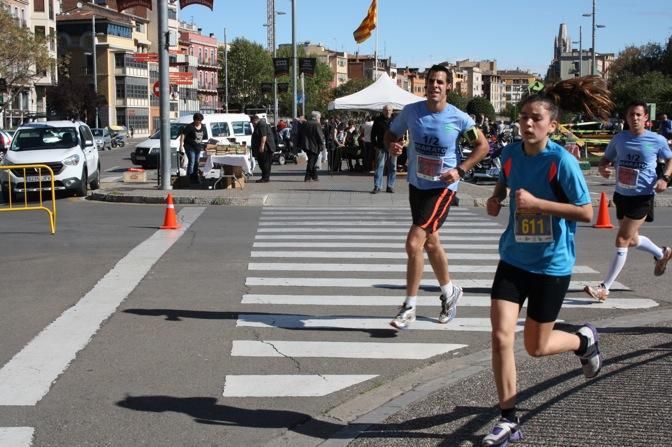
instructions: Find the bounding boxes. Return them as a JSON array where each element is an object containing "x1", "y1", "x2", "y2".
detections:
[
  {"x1": 617, "y1": 166, "x2": 639, "y2": 189},
  {"x1": 417, "y1": 154, "x2": 443, "y2": 181}
]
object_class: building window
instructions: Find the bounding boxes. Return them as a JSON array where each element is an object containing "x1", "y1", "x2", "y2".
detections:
[{"x1": 34, "y1": 0, "x2": 45, "y2": 12}]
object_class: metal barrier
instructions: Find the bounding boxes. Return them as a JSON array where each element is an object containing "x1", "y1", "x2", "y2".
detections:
[{"x1": 0, "y1": 164, "x2": 57, "y2": 234}]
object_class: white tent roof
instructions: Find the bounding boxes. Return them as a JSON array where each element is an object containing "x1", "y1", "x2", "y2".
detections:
[{"x1": 328, "y1": 72, "x2": 423, "y2": 111}]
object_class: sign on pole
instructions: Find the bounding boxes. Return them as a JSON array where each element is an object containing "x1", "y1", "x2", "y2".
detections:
[{"x1": 153, "y1": 81, "x2": 160, "y2": 97}]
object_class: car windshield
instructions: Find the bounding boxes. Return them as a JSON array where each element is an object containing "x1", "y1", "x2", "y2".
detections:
[
  {"x1": 10, "y1": 127, "x2": 79, "y2": 151},
  {"x1": 91, "y1": 128, "x2": 105, "y2": 137},
  {"x1": 150, "y1": 123, "x2": 185, "y2": 140}
]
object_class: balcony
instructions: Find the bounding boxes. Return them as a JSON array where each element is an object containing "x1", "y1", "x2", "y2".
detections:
[{"x1": 197, "y1": 58, "x2": 218, "y2": 69}]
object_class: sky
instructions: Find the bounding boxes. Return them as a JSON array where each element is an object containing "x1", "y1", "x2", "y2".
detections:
[{"x1": 179, "y1": 0, "x2": 672, "y2": 76}]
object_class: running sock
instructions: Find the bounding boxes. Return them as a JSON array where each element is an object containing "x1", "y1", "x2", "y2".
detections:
[
  {"x1": 575, "y1": 332, "x2": 589, "y2": 356},
  {"x1": 403, "y1": 296, "x2": 417, "y2": 309},
  {"x1": 635, "y1": 235, "x2": 664, "y2": 259},
  {"x1": 440, "y1": 282, "x2": 455, "y2": 298},
  {"x1": 501, "y1": 407, "x2": 517, "y2": 421},
  {"x1": 603, "y1": 247, "x2": 628, "y2": 290}
]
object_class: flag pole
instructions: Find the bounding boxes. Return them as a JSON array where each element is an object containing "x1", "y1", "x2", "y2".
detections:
[{"x1": 374, "y1": 0, "x2": 379, "y2": 78}]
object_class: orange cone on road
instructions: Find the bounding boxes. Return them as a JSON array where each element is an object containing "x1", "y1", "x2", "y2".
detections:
[
  {"x1": 160, "y1": 194, "x2": 181, "y2": 230},
  {"x1": 593, "y1": 191, "x2": 613, "y2": 229}
]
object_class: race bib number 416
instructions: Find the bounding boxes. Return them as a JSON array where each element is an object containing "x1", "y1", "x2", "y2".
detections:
[{"x1": 515, "y1": 212, "x2": 553, "y2": 243}]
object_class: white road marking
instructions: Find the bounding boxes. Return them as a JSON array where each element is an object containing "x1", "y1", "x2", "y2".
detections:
[
  {"x1": 261, "y1": 209, "x2": 473, "y2": 215},
  {"x1": 244, "y1": 277, "x2": 629, "y2": 291},
  {"x1": 101, "y1": 175, "x2": 122, "y2": 183},
  {"x1": 0, "y1": 427, "x2": 33, "y2": 447},
  {"x1": 250, "y1": 251, "x2": 500, "y2": 259},
  {"x1": 256, "y1": 227, "x2": 502, "y2": 233},
  {"x1": 259, "y1": 220, "x2": 499, "y2": 226},
  {"x1": 252, "y1": 242, "x2": 498, "y2": 249},
  {"x1": 241, "y1": 294, "x2": 656, "y2": 309},
  {"x1": 104, "y1": 166, "x2": 121, "y2": 172},
  {"x1": 247, "y1": 263, "x2": 598, "y2": 274},
  {"x1": 231, "y1": 341, "x2": 467, "y2": 359},
  {"x1": 236, "y1": 314, "x2": 524, "y2": 332},
  {"x1": 0, "y1": 208, "x2": 206, "y2": 406},
  {"x1": 223, "y1": 375, "x2": 377, "y2": 397},
  {"x1": 255, "y1": 234, "x2": 501, "y2": 241}
]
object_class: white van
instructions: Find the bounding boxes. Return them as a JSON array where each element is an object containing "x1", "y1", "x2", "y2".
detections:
[{"x1": 176, "y1": 113, "x2": 253, "y2": 146}]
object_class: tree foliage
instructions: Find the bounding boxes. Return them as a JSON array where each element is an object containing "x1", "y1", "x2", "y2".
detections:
[
  {"x1": 220, "y1": 38, "x2": 273, "y2": 112},
  {"x1": 447, "y1": 91, "x2": 468, "y2": 111},
  {"x1": 466, "y1": 96, "x2": 495, "y2": 122},
  {"x1": 608, "y1": 35, "x2": 672, "y2": 116},
  {"x1": 0, "y1": 7, "x2": 51, "y2": 113}
]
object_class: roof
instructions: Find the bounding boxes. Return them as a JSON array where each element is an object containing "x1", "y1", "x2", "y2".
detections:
[{"x1": 18, "y1": 121, "x2": 86, "y2": 129}]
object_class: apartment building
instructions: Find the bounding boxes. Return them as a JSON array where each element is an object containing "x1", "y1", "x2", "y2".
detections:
[
  {"x1": 58, "y1": 0, "x2": 151, "y2": 134},
  {"x1": 178, "y1": 22, "x2": 218, "y2": 114},
  {"x1": 456, "y1": 59, "x2": 505, "y2": 113},
  {"x1": 499, "y1": 69, "x2": 539, "y2": 111},
  {"x1": 546, "y1": 23, "x2": 614, "y2": 82},
  {"x1": 1, "y1": 0, "x2": 58, "y2": 128}
]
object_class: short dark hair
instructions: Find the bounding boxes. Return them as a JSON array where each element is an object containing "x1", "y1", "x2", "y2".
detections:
[
  {"x1": 425, "y1": 64, "x2": 453, "y2": 83},
  {"x1": 626, "y1": 100, "x2": 648, "y2": 115},
  {"x1": 193, "y1": 112, "x2": 204, "y2": 121}
]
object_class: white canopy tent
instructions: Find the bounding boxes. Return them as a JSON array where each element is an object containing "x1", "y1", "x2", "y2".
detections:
[{"x1": 328, "y1": 73, "x2": 423, "y2": 111}]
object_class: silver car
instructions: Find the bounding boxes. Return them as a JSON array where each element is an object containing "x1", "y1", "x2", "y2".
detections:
[{"x1": 91, "y1": 128, "x2": 112, "y2": 151}]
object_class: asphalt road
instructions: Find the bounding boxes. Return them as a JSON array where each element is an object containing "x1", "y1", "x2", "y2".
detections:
[{"x1": 0, "y1": 190, "x2": 670, "y2": 446}]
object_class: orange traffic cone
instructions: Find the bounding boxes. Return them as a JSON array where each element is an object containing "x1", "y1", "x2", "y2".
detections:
[
  {"x1": 593, "y1": 191, "x2": 613, "y2": 229},
  {"x1": 160, "y1": 194, "x2": 181, "y2": 230}
]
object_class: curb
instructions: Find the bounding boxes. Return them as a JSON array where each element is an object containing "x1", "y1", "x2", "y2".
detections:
[{"x1": 88, "y1": 191, "x2": 268, "y2": 206}]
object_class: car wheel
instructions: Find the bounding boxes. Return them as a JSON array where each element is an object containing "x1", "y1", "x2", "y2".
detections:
[
  {"x1": 278, "y1": 155, "x2": 286, "y2": 165},
  {"x1": 75, "y1": 168, "x2": 88, "y2": 197},
  {"x1": 90, "y1": 164, "x2": 101, "y2": 190}
]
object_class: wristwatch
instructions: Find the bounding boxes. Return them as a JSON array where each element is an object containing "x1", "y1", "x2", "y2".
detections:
[
  {"x1": 456, "y1": 166, "x2": 466, "y2": 178},
  {"x1": 662, "y1": 174, "x2": 671, "y2": 183}
]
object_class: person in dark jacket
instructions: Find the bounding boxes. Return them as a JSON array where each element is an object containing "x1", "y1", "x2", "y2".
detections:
[
  {"x1": 302, "y1": 111, "x2": 326, "y2": 181},
  {"x1": 251, "y1": 115, "x2": 276, "y2": 183},
  {"x1": 179, "y1": 112, "x2": 208, "y2": 184}
]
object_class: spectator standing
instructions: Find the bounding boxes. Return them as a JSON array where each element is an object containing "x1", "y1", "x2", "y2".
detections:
[
  {"x1": 584, "y1": 101, "x2": 672, "y2": 302},
  {"x1": 384, "y1": 64, "x2": 489, "y2": 330},
  {"x1": 360, "y1": 115, "x2": 374, "y2": 172},
  {"x1": 178, "y1": 112, "x2": 208, "y2": 184},
  {"x1": 333, "y1": 122, "x2": 346, "y2": 172},
  {"x1": 251, "y1": 115, "x2": 276, "y2": 183},
  {"x1": 371, "y1": 105, "x2": 395, "y2": 193},
  {"x1": 130, "y1": 126, "x2": 135, "y2": 138},
  {"x1": 657, "y1": 113, "x2": 672, "y2": 140},
  {"x1": 302, "y1": 111, "x2": 326, "y2": 181}
]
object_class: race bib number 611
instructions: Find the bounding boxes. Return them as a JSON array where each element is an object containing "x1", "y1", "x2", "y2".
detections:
[{"x1": 515, "y1": 212, "x2": 553, "y2": 243}]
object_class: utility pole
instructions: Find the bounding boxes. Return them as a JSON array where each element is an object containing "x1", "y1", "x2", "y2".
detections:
[
  {"x1": 158, "y1": 0, "x2": 171, "y2": 189},
  {"x1": 291, "y1": 0, "x2": 297, "y2": 120},
  {"x1": 92, "y1": 13, "x2": 99, "y2": 128},
  {"x1": 224, "y1": 27, "x2": 228, "y2": 113}
]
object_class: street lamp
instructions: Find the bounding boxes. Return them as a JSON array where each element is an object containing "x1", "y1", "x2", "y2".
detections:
[
  {"x1": 572, "y1": 26, "x2": 582, "y2": 77},
  {"x1": 583, "y1": 0, "x2": 606, "y2": 76},
  {"x1": 76, "y1": 2, "x2": 98, "y2": 128}
]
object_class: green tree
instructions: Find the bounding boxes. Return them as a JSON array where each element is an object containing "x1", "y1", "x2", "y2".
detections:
[
  {"x1": 466, "y1": 96, "x2": 495, "y2": 122},
  {"x1": 221, "y1": 38, "x2": 273, "y2": 112},
  {"x1": 45, "y1": 54, "x2": 101, "y2": 123},
  {"x1": 446, "y1": 91, "x2": 467, "y2": 111},
  {"x1": 0, "y1": 8, "x2": 51, "y2": 114},
  {"x1": 332, "y1": 78, "x2": 373, "y2": 99}
]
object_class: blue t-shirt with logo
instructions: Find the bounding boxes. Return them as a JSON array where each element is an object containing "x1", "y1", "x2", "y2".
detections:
[
  {"x1": 498, "y1": 140, "x2": 591, "y2": 276},
  {"x1": 389, "y1": 101, "x2": 475, "y2": 191},
  {"x1": 604, "y1": 130, "x2": 672, "y2": 196}
]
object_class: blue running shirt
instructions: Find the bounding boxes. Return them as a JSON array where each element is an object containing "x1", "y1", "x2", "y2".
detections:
[
  {"x1": 604, "y1": 130, "x2": 672, "y2": 196},
  {"x1": 389, "y1": 101, "x2": 475, "y2": 191},
  {"x1": 498, "y1": 141, "x2": 591, "y2": 276}
]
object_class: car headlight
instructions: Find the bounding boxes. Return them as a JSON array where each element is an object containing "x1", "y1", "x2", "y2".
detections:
[{"x1": 63, "y1": 154, "x2": 81, "y2": 166}]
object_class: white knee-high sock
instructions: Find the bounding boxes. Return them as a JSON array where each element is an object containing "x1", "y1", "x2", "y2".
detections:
[
  {"x1": 603, "y1": 247, "x2": 628, "y2": 290},
  {"x1": 635, "y1": 235, "x2": 664, "y2": 259}
]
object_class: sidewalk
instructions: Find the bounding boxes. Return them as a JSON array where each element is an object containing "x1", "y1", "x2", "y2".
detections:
[{"x1": 90, "y1": 164, "x2": 672, "y2": 207}]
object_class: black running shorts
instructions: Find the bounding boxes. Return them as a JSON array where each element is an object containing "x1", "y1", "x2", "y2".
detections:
[
  {"x1": 491, "y1": 261, "x2": 570, "y2": 323},
  {"x1": 409, "y1": 184, "x2": 456, "y2": 233},
  {"x1": 613, "y1": 192, "x2": 654, "y2": 221}
]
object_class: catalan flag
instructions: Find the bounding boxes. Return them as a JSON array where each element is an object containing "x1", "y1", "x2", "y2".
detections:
[{"x1": 353, "y1": 0, "x2": 377, "y2": 44}]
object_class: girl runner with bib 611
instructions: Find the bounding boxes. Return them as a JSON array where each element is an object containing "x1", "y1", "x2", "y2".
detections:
[{"x1": 482, "y1": 76, "x2": 614, "y2": 447}]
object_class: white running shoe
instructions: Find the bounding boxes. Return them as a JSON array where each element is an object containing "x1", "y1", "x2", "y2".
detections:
[
  {"x1": 390, "y1": 305, "x2": 416, "y2": 329},
  {"x1": 438, "y1": 285, "x2": 463, "y2": 324}
]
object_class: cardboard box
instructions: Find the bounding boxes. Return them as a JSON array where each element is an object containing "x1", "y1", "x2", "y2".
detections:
[{"x1": 123, "y1": 169, "x2": 147, "y2": 183}]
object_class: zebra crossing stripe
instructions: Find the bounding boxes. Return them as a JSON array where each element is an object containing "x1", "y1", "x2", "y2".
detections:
[
  {"x1": 230, "y1": 341, "x2": 467, "y2": 359},
  {"x1": 247, "y1": 263, "x2": 598, "y2": 274},
  {"x1": 251, "y1": 251, "x2": 501, "y2": 259},
  {"x1": 222, "y1": 375, "x2": 377, "y2": 397},
  {"x1": 0, "y1": 427, "x2": 34, "y2": 446},
  {"x1": 257, "y1": 227, "x2": 503, "y2": 233},
  {"x1": 261, "y1": 209, "x2": 473, "y2": 214},
  {"x1": 245, "y1": 277, "x2": 629, "y2": 291},
  {"x1": 259, "y1": 220, "x2": 499, "y2": 226},
  {"x1": 252, "y1": 242, "x2": 498, "y2": 249},
  {"x1": 255, "y1": 234, "x2": 501, "y2": 241},
  {"x1": 241, "y1": 294, "x2": 657, "y2": 309},
  {"x1": 236, "y1": 314, "x2": 524, "y2": 332}
]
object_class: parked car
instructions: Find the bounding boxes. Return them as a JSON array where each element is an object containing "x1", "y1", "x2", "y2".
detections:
[
  {"x1": 131, "y1": 123, "x2": 185, "y2": 168},
  {"x1": 91, "y1": 128, "x2": 112, "y2": 151},
  {"x1": 0, "y1": 121, "x2": 101, "y2": 201}
]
